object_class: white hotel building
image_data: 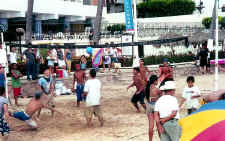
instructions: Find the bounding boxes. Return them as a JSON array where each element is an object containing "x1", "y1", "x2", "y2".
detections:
[
  {"x1": 0, "y1": 0, "x2": 223, "y2": 35},
  {"x1": 0, "y1": 0, "x2": 224, "y2": 57}
]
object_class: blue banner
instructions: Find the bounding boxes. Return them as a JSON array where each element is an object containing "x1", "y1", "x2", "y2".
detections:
[{"x1": 124, "y1": 0, "x2": 134, "y2": 31}]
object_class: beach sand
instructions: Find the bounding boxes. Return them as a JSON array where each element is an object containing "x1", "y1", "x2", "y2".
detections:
[{"x1": 5, "y1": 72, "x2": 225, "y2": 141}]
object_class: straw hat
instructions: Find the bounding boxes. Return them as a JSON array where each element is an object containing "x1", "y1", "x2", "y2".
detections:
[{"x1": 160, "y1": 81, "x2": 176, "y2": 91}]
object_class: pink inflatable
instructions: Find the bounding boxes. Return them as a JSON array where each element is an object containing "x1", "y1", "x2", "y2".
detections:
[{"x1": 210, "y1": 59, "x2": 225, "y2": 65}]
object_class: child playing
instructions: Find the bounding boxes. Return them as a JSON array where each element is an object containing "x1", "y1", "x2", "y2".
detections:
[
  {"x1": 73, "y1": 64, "x2": 86, "y2": 107},
  {"x1": 180, "y1": 76, "x2": 201, "y2": 115},
  {"x1": 83, "y1": 69, "x2": 103, "y2": 127},
  {"x1": 11, "y1": 63, "x2": 23, "y2": 106}
]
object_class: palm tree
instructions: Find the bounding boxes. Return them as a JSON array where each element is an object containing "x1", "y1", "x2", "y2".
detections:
[
  {"x1": 93, "y1": 0, "x2": 104, "y2": 45},
  {"x1": 25, "y1": 0, "x2": 34, "y2": 44}
]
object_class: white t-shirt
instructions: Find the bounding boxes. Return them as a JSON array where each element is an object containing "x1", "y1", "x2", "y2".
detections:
[
  {"x1": 84, "y1": 78, "x2": 101, "y2": 107},
  {"x1": 0, "y1": 49, "x2": 7, "y2": 66},
  {"x1": 9, "y1": 52, "x2": 17, "y2": 64},
  {"x1": 155, "y1": 95, "x2": 180, "y2": 119},
  {"x1": 182, "y1": 86, "x2": 200, "y2": 109}
]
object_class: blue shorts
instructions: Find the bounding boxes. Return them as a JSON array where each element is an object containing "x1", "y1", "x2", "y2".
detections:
[
  {"x1": 13, "y1": 111, "x2": 30, "y2": 121},
  {"x1": 76, "y1": 84, "x2": 85, "y2": 102},
  {"x1": 112, "y1": 57, "x2": 118, "y2": 63}
]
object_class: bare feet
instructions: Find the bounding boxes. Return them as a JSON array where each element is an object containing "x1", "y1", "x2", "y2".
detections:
[
  {"x1": 87, "y1": 123, "x2": 93, "y2": 128},
  {"x1": 100, "y1": 121, "x2": 104, "y2": 127}
]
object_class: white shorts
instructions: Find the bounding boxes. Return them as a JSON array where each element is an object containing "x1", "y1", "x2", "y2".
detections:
[
  {"x1": 25, "y1": 119, "x2": 37, "y2": 128},
  {"x1": 114, "y1": 63, "x2": 121, "y2": 68}
]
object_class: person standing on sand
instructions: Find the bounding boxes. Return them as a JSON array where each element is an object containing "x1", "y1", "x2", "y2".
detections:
[
  {"x1": 83, "y1": 69, "x2": 104, "y2": 127},
  {"x1": 11, "y1": 63, "x2": 23, "y2": 106},
  {"x1": 0, "y1": 87, "x2": 11, "y2": 141},
  {"x1": 139, "y1": 58, "x2": 151, "y2": 100},
  {"x1": 127, "y1": 67, "x2": 146, "y2": 113},
  {"x1": 139, "y1": 59, "x2": 151, "y2": 86},
  {"x1": 154, "y1": 81, "x2": 181, "y2": 141},
  {"x1": 180, "y1": 76, "x2": 201, "y2": 115},
  {"x1": 65, "y1": 49, "x2": 72, "y2": 73},
  {"x1": 146, "y1": 75, "x2": 162, "y2": 141},
  {"x1": 73, "y1": 64, "x2": 87, "y2": 107},
  {"x1": 158, "y1": 58, "x2": 173, "y2": 87},
  {"x1": 0, "y1": 64, "x2": 5, "y2": 88},
  {"x1": 199, "y1": 43, "x2": 209, "y2": 74},
  {"x1": 11, "y1": 92, "x2": 61, "y2": 131}
]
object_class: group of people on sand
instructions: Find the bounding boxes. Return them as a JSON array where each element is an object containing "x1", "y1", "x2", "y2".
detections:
[
  {"x1": 127, "y1": 58, "x2": 225, "y2": 141},
  {"x1": 0, "y1": 61, "x2": 104, "y2": 140},
  {"x1": 1, "y1": 54, "x2": 225, "y2": 141}
]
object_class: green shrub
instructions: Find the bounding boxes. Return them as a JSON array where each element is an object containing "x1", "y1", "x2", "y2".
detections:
[
  {"x1": 202, "y1": 16, "x2": 223, "y2": 29},
  {"x1": 143, "y1": 54, "x2": 195, "y2": 65},
  {"x1": 137, "y1": 0, "x2": 195, "y2": 18},
  {"x1": 107, "y1": 24, "x2": 126, "y2": 33}
]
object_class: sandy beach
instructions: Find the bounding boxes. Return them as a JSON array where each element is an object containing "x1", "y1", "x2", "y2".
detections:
[{"x1": 4, "y1": 71, "x2": 225, "y2": 141}]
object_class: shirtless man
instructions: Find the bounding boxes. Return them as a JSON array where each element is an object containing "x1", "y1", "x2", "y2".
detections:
[
  {"x1": 146, "y1": 75, "x2": 162, "y2": 141},
  {"x1": 127, "y1": 67, "x2": 146, "y2": 112},
  {"x1": 11, "y1": 92, "x2": 61, "y2": 131},
  {"x1": 73, "y1": 64, "x2": 87, "y2": 107},
  {"x1": 139, "y1": 59, "x2": 151, "y2": 85},
  {"x1": 159, "y1": 58, "x2": 173, "y2": 87}
]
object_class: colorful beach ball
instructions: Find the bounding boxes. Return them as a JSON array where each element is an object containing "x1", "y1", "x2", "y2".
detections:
[
  {"x1": 86, "y1": 46, "x2": 93, "y2": 55},
  {"x1": 179, "y1": 100, "x2": 225, "y2": 141}
]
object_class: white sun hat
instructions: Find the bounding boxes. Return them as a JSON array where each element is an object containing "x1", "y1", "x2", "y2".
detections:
[{"x1": 160, "y1": 81, "x2": 176, "y2": 91}]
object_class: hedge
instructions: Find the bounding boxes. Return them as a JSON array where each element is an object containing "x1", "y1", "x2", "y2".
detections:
[
  {"x1": 107, "y1": 24, "x2": 126, "y2": 34},
  {"x1": 137, "y1": 0, "x2": 195, "y2": 18},
  {"x1": 202, "y1": 16, "x2": 223, "y2": 29}
]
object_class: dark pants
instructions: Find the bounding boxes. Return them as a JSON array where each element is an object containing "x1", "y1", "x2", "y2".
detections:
[
  {"x1": 35, "y1": 62, "x2": 40, "y2": 78},
  {"x1": 26, "y1": 62, "x2": 36, "y2": 80},
  {"x1": 131, "y1": 91, "x2": 145, "y2": 104}
]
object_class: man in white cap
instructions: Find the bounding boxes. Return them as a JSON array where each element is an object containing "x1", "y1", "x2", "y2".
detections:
[{"x1": 154, "y1": 81, "x2": 181, "y2": 141}]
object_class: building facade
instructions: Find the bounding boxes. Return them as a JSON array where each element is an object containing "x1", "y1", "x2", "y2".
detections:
[{"x1": 0, "y1": 0, "x2": 109, "y2": 35}]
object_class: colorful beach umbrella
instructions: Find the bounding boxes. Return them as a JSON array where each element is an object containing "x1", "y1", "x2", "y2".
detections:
[{"x1": 179, "y1": 100, "x2": 225, "y2": 141}]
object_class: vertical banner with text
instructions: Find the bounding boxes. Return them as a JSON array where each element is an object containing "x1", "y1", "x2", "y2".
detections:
[{"x1": 124, "y1": 0, "x2": 134, "y2": 31}]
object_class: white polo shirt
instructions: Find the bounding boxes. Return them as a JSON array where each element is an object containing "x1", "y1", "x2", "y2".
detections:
[{"x1": 155, "y1": 95, "x2": 180, "y2": 119}]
